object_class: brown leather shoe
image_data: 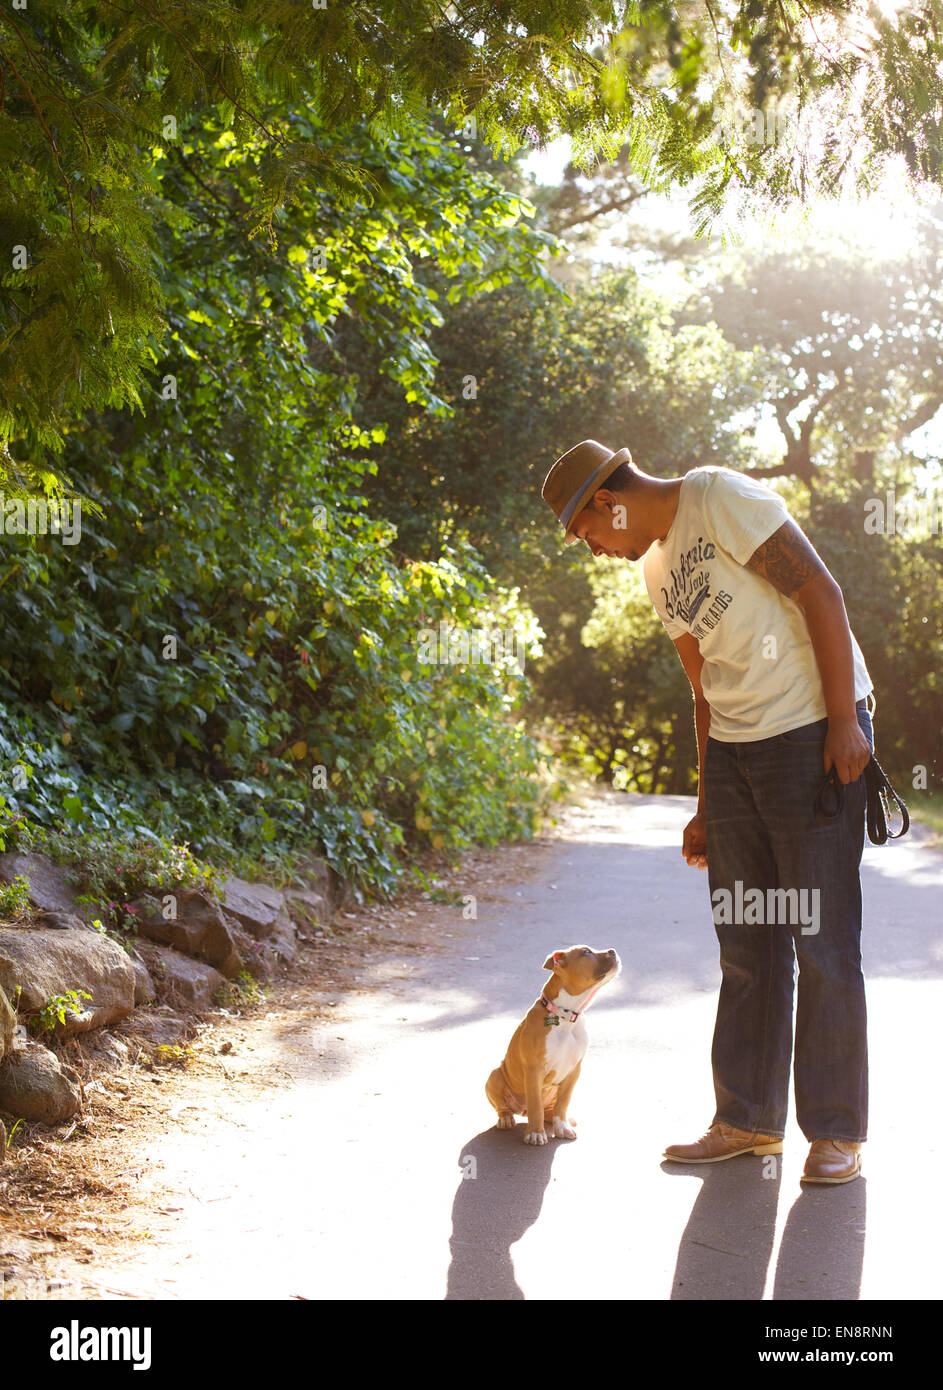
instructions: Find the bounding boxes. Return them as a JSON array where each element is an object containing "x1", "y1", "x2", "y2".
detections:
[
  {"x1": 664, "y1": 1121, "x2": 783, "y2": 1163},
  {"x1": 801, "y1": 1139, "x2": 862, "y2": 1184}
]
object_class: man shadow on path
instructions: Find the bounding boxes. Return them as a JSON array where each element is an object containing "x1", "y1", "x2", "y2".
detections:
[
  {"x1": 666, "y1": 1158, "x2": 866, "y2": 1300},
  {"x1": 445, "y1": 1140, "x2": 866, "y2": 1300},
  {"x1": 445, "y1": 1124, "x2": 562, "y2": 1300}
]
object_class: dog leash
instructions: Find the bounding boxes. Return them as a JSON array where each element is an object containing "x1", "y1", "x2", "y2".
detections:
[{"x1": 816, "y1": 754, "x2": 910, "y2": 845}]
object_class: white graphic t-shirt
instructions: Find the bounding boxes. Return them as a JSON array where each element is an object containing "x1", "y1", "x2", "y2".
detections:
[{"x1": 642, "y1": 467, "x2": 873, "y2": 742}]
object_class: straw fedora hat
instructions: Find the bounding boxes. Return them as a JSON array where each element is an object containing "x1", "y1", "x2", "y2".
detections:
[{"x1": 541, "y1": 439, "x2": 633, "y2": 546}]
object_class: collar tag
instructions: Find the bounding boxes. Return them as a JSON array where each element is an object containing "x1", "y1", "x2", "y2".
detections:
[{"x1": 538, "y1": 993, "x2": 579, "y2": 1023}]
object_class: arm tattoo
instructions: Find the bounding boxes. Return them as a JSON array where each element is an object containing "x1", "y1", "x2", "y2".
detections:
[{"x1": 745, "y1": 520, "x2": 826, "y2": 599}]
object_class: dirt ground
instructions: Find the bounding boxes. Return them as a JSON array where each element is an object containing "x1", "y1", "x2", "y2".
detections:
[{"x1": 0, "y1": 821, "x2": 567, "y2": 1300}]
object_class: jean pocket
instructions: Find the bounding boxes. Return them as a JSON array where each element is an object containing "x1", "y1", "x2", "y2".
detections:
[{"x1": 779, "y1": 716, "x2": 829, "y2": 746}]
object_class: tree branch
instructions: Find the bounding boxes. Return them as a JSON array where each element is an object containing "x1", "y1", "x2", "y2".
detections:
[
  {"x1": 893, "y1": 391, "x2": 943, "y2": 443},
  {"x1": 552, "y1": 185, "x2": 649, "y2": 232},
  {"x1": 0, "y1": 30, "x2": 77, "y2": 237}
]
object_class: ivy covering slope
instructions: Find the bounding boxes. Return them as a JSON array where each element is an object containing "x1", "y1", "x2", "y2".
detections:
[{"x1": 0, "y1": 110, "x2": 555, "y2": 893}]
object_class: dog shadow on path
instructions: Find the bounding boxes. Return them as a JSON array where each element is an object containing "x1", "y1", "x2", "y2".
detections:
[
  {"x1": 665, "y1": 1159, "x2": 866, "y2": 1300},
  {"x1": 445, "y1": 1124, "x2": 563, "y2": 1300}
]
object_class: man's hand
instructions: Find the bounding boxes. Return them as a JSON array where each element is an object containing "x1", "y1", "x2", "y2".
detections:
[
  {"x1": 683, "y1": 810, "x2": 708, "y2": 869},
  {"x1": 824, "y1": 715, "x2": 871, "y2": 784}
]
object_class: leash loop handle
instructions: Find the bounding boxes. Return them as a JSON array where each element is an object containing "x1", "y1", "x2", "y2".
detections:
[
  {"x1": 864, "y1": 754, "x2": 909, "y2": 844},
  {"x1": 816, "y1": 755, "x2": 909, "y2": 845}
]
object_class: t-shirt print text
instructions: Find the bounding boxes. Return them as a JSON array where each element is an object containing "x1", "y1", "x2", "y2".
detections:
[{"x1": 660, "y1": 534, "x2": 735, "y2": 639}]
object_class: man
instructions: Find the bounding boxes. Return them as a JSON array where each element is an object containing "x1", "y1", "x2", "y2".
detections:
[{"x1": 541, "y1": 439, "x2": 874, "y2": 1184}]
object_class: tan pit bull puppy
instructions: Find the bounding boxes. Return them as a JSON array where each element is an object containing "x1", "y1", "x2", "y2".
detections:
[{"x1": 486, "y1": 944, "x2": 620, "y2": 1145}]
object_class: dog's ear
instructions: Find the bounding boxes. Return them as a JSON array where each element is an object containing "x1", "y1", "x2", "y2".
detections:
[{"x1": 542, "y1": 950, "x2": 565, "y2": 971}]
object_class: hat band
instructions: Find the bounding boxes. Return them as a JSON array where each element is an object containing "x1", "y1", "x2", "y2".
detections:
[{"x1": 558, "y1": 456, "x2": 621, "y2": 532}]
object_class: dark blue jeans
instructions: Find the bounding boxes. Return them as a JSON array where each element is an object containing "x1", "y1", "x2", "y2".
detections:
[{"x1": 703, "y1": 702, "x2": 873, "y2": 1143}]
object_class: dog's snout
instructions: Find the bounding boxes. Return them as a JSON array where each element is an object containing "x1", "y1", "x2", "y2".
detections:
[{"x1": 598, "y1": 948, "x2": 621, "y2": 977}]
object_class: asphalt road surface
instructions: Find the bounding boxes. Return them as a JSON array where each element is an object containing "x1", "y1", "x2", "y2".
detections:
[{"x1": 23, "y1": 790, "x2": 943, "y2": 1301}]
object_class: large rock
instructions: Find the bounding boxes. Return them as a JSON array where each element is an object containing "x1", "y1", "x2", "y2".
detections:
[
  {"x1": 128, "y1": 951, "x2": 156, "y2": 1005},
  {"x1": 0, "y1": 1041, "x2": 82, "y2": 1123},
  {"x1": 69, "y1": 1029, "x2": 130, "y2": 1071},
  {"x1": 290, "y1": 853, "x2": 336, "y2": 912},
  {"x1": 132, "y1": 942, "x2": 226, "y2": 1012},
  {"x1": 229, "y1": 921, "x2": 296, "y2": 980},
  {"x1": 129, "y1": 890, "x2": 243, "y2": 977},
  {"x1": 231, "y1": 929, "x2": 275, "y2": 982},
  {"x1": 0, "y1": 984, "x2": 14, "y2": 1060},
  {"x1": 0, "y1": 852, "x2": 89, "y2": 921},
  {"x1": 268, "y1": 914, "x2": 298, "y2": 969},
  {"x1": 0, "y1": 927, "x2": 135, "y2": 1037},
  {"x1": 220, "y1": 876, "x2": 290, "y2": 940},
  {"x1": 114, "y1": 1008, "x2": 191, "y2": 1050},
  {"x1": 284, "y1": 888, "x2": 329, "y2": 932}
]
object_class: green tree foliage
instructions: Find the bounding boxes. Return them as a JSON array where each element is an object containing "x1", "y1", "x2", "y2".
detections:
[
  {"x1": 359, "y1": 268, "x2": 758, "y2": 576},
  {"x1": 1, "y1": 0, "x2": 940, "y2": 867},
  {"x1": 803, "y1": 491, "x2": 943, "y2": 795},
  {"x1": 4, "y1": 2, "x2": 943, "y2": 483},
  {"x1": 355, "y1": 219, "x2": 943, "y2": 796},
  {"x1": 356, "y1": 265, "x2": 760, "y2": 788},
  {"x1": 678, "y1": 212, "x2": 943, "y2": 497},
  {"x1": 579, "y1": 561, "x2": 694, "y2": 789},
  {"x1": 0, "y1": 109, "x2": 553, "y2": 891}
]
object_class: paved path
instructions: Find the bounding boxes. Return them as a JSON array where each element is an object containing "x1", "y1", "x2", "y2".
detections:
[{"x1": 30, "y1": 791, "x2": 943, "y2": 1301}]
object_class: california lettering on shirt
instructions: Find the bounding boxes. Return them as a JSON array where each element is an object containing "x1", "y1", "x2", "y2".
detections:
[{"x1": 658, "y1": 533, "x2": 719, "y2": 628}]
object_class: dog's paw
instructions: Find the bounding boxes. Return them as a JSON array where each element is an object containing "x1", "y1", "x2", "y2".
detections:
[
  {"x1": 552, "y1": 1117, "x2": 578, "y2": 1141},
  {"x1": 523, "y1": 1128, "x2": 549, "y2": 1146},
  {"x1": 496, "y1": 1111, "x2": 515, "y2": 1130}
]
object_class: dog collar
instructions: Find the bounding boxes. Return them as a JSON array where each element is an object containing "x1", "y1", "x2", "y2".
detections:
[
  {"x1": 538, "y1": 980, "x2": 606, "y2": 1025},
  {"x1": 538, "y1": 993, "x2": 579, "y2": 1024}
]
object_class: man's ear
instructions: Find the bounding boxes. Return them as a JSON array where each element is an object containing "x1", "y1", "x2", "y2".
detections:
[{"x1": 542, "y1": 951, "x2": 565, "y2": 971}]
